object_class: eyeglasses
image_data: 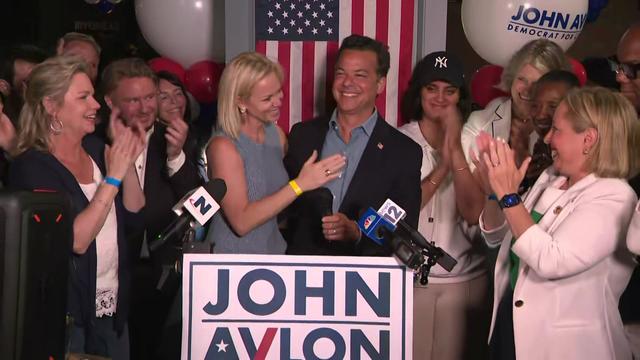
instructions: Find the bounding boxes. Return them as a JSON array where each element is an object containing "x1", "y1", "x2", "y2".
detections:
[{"x1": 610, "y1": 59, "x2": 640, "y2": 80}]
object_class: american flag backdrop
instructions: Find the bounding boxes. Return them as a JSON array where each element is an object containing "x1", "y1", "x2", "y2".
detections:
[{"x1": 255, "y1": 0, "x2": 415, "y2": 132}]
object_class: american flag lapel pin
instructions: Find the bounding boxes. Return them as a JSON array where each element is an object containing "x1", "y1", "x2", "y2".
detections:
[{"x1": 377, "y1": 142, "x2": 384, "y2": 150}]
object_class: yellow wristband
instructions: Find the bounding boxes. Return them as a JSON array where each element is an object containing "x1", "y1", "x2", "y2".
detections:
[{"x1": 289, "y1": 180, "x2": 303, "y2": 196}]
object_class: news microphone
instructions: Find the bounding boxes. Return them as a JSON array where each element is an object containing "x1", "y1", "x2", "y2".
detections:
[
  {"x1": 357, "y1": 199, "x2": 457, "y2": 272},
  {"x1": 149, "y1": 179, "x2": 227, "y2": 251},
  {"x1": 357, "y1": 207, "x2": 397, "y2": 245},
  {"x1": 316, "y1": 187, "x2": 334, "y2": 217}
]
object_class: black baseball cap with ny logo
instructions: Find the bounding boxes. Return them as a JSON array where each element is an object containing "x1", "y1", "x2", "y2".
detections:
[{"x1": 413, "y1": 51, "x2": 465, "y2": 88}]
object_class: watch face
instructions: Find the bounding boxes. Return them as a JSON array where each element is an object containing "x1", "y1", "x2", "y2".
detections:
[{"x1": 500, "y1": 193, "x2": 521, "y2": 208}]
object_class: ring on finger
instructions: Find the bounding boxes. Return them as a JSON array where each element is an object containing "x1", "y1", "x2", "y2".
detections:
[{"x1": 325, "y1": 169, "x2": 332, "y2": 176}]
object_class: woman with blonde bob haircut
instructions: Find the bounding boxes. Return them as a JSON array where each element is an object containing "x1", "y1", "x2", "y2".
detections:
[
  {"x1": 473, "y1": 86, "x2": 638, "y2": 360},
  {"x1": 563, "y1": 88, "x2": 636, "y2": 178},
  {"x1": 205, "y1": 52, "x2": 345, "y2": 254},
  {"x1": 9, "y1": 56, "x2": 146, "y2": 358}
]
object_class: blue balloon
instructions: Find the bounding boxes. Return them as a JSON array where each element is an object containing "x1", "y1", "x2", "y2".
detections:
[
  {"x1": 97, "y1": 0, "x2": 115, "y2": 14},
  {"x1": 587, "y1": 0, "x2": 609, "y2": 23}
]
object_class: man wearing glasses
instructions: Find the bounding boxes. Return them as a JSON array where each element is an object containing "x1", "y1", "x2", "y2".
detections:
[
  {"x1": 616, "y1": 22, "x2": 640, "y2": 112},
  {"x1": 617, "y1": 22, "x2": 640, "y2": 360}
]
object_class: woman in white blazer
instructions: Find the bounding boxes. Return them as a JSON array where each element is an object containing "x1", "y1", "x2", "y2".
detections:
[
  {"x1": 474, "y1": 87, "x2": 638, "y2": 360},
  {"x1": 461, "y1": 39, "x2": 571, "y2": 220},
  {"x1": 628, "y1": 203, "x2": 640, "y2": 256}
]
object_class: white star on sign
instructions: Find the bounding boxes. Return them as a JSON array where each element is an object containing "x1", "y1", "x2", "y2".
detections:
[
  {"x1": 275, "y1": 2, "x2": 281, "y2": 10},
  {"x1": 267, "y1": 10, "x2": 273, "y2": 17},
  {"x1": 297, "y1": 27, "x2": 303, "y2": 34},
  {"x1": 327, "y1": 28, "x2": 333, "y2": 34},
  {"x1": 216, "y1": 340, "x2": 229, "y2": 352},
  {"x1": 282, "y1": 27, "x2": 289, "y2": 34},
  {"x1": 312, "y1": 28, "x2": 318, "y2": 34},
  {"x1": 267, "y1": 27, "x2": 274, "y2": 33},
  {"x1": 275, "y1": 19, "x2": 281, "y2": 26}
]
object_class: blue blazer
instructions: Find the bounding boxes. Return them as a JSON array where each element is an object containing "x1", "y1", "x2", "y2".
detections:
[
  {"x1": 8, "y1": 135, "x2": 142, "y2": 336},
  {"x1": 283, "y1": 114, "x2": 422, "y2": 256}
]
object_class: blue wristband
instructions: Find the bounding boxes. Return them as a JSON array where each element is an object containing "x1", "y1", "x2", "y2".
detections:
[{"x1": 104, "y1": 176, "x2": 122, "y2": 188}]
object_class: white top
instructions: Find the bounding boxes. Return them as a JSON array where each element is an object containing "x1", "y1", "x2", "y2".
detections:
[
  {"x1": 78, "y1": 159, "x2": 119, "y2": 317},
  {"x1": 399, "y1": 121, "x2": 485, "y2": 283},
  {"x1": 462, "y1": 97, "x2": 538, "y2": 171},
  {"x1": 134, "y1": 124, "x2": 186, "y2": 190},
  {"x1": 480, "y1": 169, "x2": 637, "y2": 360},
  {"x1": 626, "y1": 200, "x2": 640, "y2": 255}
]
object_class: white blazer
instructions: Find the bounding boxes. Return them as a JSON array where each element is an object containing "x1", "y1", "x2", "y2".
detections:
[
  {"x1": 480, "y1": 169, "x2": 637, "y2": 360},
  {"x1": 462, "y1": 97, "x2": 538, "y2": 170},
  {"x1": 626, "y1": 201, "x2": 640, "y2": 255}
]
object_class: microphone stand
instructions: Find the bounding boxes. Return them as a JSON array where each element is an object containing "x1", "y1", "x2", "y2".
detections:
[
  {"x1": 156, "y1": 227, "x2": 212, "y2": 291},
  {"x1": 381, "y1": 224, "x2": 457, "y2": 286}
]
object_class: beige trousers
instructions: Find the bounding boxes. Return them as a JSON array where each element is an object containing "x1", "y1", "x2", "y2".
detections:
[{"x1": 413, "y1": 273, "x2": 491, "y2": 360}]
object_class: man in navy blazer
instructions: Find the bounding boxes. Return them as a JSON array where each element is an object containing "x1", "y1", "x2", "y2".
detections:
[
  {"x1": 101, "y1": 58, "x2": 202, "y2": 359},
  {"x1": 284, "y1": 35, "x2": 422, "y2": 256}
]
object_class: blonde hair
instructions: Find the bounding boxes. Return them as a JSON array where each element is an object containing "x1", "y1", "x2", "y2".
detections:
[
  {"x1": 497, "y1": 39, "x2": 570, "y2": 92},
  {"x1": 216, "y1": 52, "x2": 283, "y2": 139},
  {"x1": 61, "y1": 32, "x2": 101, "y2": 55},
  {"x1": 563, "y1": 87, "x2": 638, "y2": 178},
  {"x1": 17, "y1": 56, "x2": 91, "y2": 154}
]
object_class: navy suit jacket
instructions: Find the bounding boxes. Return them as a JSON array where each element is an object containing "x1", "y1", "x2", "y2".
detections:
[
  {"x1": 283, "y1": 114, "x2": 422, "y2": 256},
  {"x1": 129, "y1": 124, "x2": 202, "y2": 269},
  {"x1": 8, "y1": 135, "x2": 141, "y2": 335}
]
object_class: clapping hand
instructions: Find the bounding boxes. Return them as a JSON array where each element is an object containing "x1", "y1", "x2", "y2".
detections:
[
  {"x1": 105, "y1": 108, "x2": 147, "y2": 180},
  {"x1": 0, "y1": 107, "x2": 16, "y2": 156},
  {"x1": 164, "y1": 115, "x2": 189, "y2": 161},
  {"x1": 474, "y1": 135, "x2": 530, "y2": 199}
]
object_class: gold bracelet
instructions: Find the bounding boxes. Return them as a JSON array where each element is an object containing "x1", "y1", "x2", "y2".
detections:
[
  {"x1": 289, "y1": 180, "x2": 303, "y2": 196},
  {"x1": 455, "y1": 165, "x2": 469, "y2": 172}
]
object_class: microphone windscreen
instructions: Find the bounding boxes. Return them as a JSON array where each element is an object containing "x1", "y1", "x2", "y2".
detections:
[
  {"x1": 205, "y1": 178, "x2": 227, "y2": 202},
  {"x1": 316, "y1": 187, "x2": 333, "y2": 216}
]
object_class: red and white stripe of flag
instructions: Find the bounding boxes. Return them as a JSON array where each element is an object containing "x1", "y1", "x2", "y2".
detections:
[{"x1": 256, "y1": 0, "x2": 415, "y2": 133}]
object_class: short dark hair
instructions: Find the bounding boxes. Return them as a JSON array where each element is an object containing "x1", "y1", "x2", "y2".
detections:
[
  {"x1": 531, "y1": 70, "x2": 580, "y2": 99},
  {"x1": 0, "y1": 44, "x2": 48, "y2": 84},
  {"x1": 337, "y1": 34, "x2": 390, "y2": 77}
]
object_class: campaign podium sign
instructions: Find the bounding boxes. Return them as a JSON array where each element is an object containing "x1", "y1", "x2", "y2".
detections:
[{"x1": 182, "y1": 254, "x2": 413, "y2": 359}]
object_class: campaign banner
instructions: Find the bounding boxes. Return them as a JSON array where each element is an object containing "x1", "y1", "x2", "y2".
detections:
[{"x1": 182, "y1": 254, "x2": 413, "y2": 359}]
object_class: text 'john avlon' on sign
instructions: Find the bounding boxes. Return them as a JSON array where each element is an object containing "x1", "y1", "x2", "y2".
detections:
[{"x1": 182, "y1": 254, "x2": 413, "y2": 360}]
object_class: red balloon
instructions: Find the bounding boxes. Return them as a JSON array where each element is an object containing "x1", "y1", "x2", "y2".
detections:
[
  {"x1": 568, "y1": 57, "x2": 587, "y2": 86},
  {"x1": 148, "y1": 57, "x2": 186, "y2": 83},
  {"x1": 184, "y1": 61, "x2": 224, "y2": 103},
  {"x1": 470, "y1": 65, "x2": 508, "y2": 108}
]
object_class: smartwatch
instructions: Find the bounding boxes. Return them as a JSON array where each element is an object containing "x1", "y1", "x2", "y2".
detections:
[{"x1": 499, "y1": 193, "x2": 522, "y2": 209}]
